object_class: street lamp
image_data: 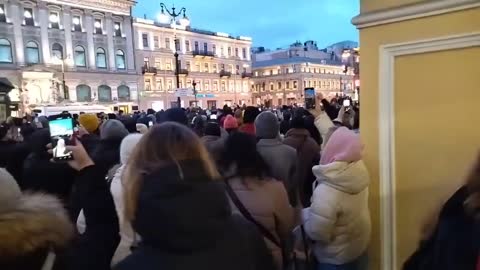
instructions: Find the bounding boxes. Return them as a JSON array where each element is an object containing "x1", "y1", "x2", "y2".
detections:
[
  {"x1": 158, "y1": 3, "x2": 190, "y2": 108},
  {"x1": 192, "y1": 80, "x2": 197, "y2": 107},
  {"x1": 51, "y1": 56, "x2": 70, "y2": 101}
]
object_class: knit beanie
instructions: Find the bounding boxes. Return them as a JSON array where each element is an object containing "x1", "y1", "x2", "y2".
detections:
[
  {"x1": 0, "y1": 168, "x2": 21, "y2": 214},
  {"x1": 223, "y1": 115, "x2": 238, "y2": 129},
  {"x1": 120, "y1": 134, "x2": 143, "y2": 164},
  {"x1": 136, "y1": 123, "x2": 149, "y2": 134},
  {"x1": 254, "y1": 111, "x2": 279, "y2": 139},
  {"x1": 243, "y1": 106, "x2": 260, "y2": 124},
  {"x1": 100, "y1": 119, "x2": 129, "y2": 140},
  {"x1": 205, "y1": 122, "x2": 221, "y2": 137},
  {"x1": 79, "y1": 114, "x2": 100, "y2": 134},
  {"x1": 320, "y1": 127, "x2": 363, "y2": 165}
]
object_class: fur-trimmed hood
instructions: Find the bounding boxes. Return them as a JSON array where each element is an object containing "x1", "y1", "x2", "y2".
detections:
[{"x1": 0, "y1": 193, "x2": 74, "y2": 257}]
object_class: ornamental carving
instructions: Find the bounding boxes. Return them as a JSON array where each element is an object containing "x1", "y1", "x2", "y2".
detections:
[{"x1": 43, "y1": 0, "x2": 135, "y2": 15}]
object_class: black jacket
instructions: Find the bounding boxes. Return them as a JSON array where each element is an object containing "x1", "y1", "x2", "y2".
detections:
[
  {"x1": 404, "y1": 186, "x2": 479, "y2": 270},
  {"x1": 68, "y1": 165, "x2": 119, "y2": 270},
  {"x1": 114, "y1": 160, "x2": 275, "y2": 270}
]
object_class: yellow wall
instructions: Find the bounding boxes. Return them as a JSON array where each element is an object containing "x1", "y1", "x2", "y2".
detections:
[
  {"x1": 361, "y1": 0, "x2": 426, "y2": 13},
  {"x1": 358, "y1": 5, "x2": 480, "y2": 270}
]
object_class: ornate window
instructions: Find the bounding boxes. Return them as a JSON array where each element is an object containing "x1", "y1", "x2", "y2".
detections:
[
  {"x1": 25, "y1": 41, "x2": 40, "y2": 64},
  {"x1": 51, "y1": 43, "x2": 63, "y2": 60},
  {"x1": 98, "y1": 85, "x2": 112, "y2": 102},
  {"x1": 0, "y1": 39, "x2": 13, "y2": 63},
  {"x1": 76, "y1": 85, "x2": 91, "y2": 102},
  {"x1": 96, "y1": 48, "x2": 107, "y2": 69},
  {"x1": 117, "y1": 85, "x2": 130, "y2": 101},
  {"x1": 74, "y1": 46, "x2": 86, "y2": 67},
  {"x1": 115, "y1": 50, "x2": 125, "y2": 70}
]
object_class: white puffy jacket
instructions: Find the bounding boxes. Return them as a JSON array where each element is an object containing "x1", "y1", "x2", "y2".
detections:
[{"x1": 304, "y1": 160, "x2": 371, "y2": 265}]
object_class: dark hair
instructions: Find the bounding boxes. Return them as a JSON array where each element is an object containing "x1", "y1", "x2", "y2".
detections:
[
  {"x1": 290, "y1": 115, "x2": 305, "y2": 129},
  {"x1": 193, "y1": 116, "x2": 206, "y2": 137},
  {"x1": 205, "y1": 122, "x2": 221, "y2": 137},
  {"x1": 243, "y1": 106, "x2": 260, "y2": 124},
  {"x1": 221, "y1": 132, "x2": 270, "y2": 179},
  {"x1": 304, "y1": 115, "x2": 323, "y2": 145}
]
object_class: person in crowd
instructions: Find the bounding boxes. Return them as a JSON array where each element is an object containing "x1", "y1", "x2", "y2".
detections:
[
  {"x1": 192, "y1": 115, "x2": 206, "y2": 137},
  {"x1": 78, "y1": 113, "x2": 101, "y2": 154},
  {"x1": 91, "y1": 119, "x2": 129, "y2": 174},
  {"x1": 308, "y1": 94, "x2": 335, "y2": 147},
  {"x1": 234, "y1": 109, "x2": 243, "y2": 127},
  {"x1": 219, "y1": 105, "x2": 234, "y2": 127},
  {"x1": 279, "y1": 111, "x2": 291, "y2": 135},
  {"x1": 4, "y1": 124, "x2": 35, "y2": 185},
  {"x1": 240, "y1": 106, "x2": 260, "y2": 136},
  {"x1": 283, "y1": 115, "x2": 321, "y2": 207},
  {"x1": 36, "y1": 115, "x2": 49, "y2": 129},
  {"x1": 110, "y1": 122, "x2": 275, "y2": 270},
  {"x1": 255, "y1": 111, "x2": 298, "y2": 206},
  {"x1": 332, "y1": 106, "x2": 356, "y2": 130},
  {"x1": 404, "y1": 153, "x2": 480, "y2": 270},
  {"x1": 22, "y1": 129, "x2": 76, "y2": 202},
  {"x1": 120, "y1": 117, "x2": 138, "y2": 134},
  {"x1": 135, "y1": 123, "x2": 149, "y2": 134},
  {"x1": 0, "y1": 168, "x2": 74, "y2": 270},
  {"x1": 304, "y1": 127, "x2": 371, "y2": 270},
  {"x1": 164, "y1": 107, "x2": 189, "y2": 126},
  {"x1": 110, "y1": 134, "x2": 143, "y2": 265},
  {"x1": 321, "y1": 96, "x2": 340, "y2": 121},
  {"x1": 221, "y1": 132, "x2": 294, "y2": 269},
  {"x1": 304, "y1": 114, "x2": 323, "y2": 146},
  {"x1": 223, "y1": 114, "x2": 239, "y2": 134},
  {"x1": 201, "y1": 122, "x2": 224, "y2": 165}
]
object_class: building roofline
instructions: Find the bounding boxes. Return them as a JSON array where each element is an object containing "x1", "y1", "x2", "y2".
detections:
[{"x1": 252, "y1": 57, "x2": 343, "y2": 69}]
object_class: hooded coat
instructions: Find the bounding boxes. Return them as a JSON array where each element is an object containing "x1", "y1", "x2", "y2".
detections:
[
  {"x1": 0, "y1": 169, "x2": 73, "y2": 270},
  {"x1": 114, "y1": 160, "x2": 275, "y2": 270},
  {"x1": 304, "y1": 161, "x2": 371, "y2": 265}
]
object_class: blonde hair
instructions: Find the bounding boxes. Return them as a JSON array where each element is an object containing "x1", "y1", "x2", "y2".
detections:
[{"x1": 122, "y1": 122, "x2": 219, "y2": 222}]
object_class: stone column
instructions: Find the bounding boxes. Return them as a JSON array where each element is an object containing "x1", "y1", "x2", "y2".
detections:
[
  {"x1": 106, "y1": 13, "x2": 115, "y2": 71},
  {"x1": 148, "y1": 31, "x2": 154, "y2": 51},
  {"x1": 84, "y1": 10, "x2": 95, "y2": 69},
  {"x1": 123, "y1": 16, "x2": 135, "y2": 71},
  {"x1": 38, "y1": 2, "x2": 51, "y2": 64},
  {"x1": 9, "y1": 1, "x2": 24, "y2": 65},
  {"x1": 63, "y1": 6, "x2": 73, "y2": 67}
]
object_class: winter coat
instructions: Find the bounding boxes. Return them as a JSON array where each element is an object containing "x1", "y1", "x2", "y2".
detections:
[
  {"x1": 0, "y1": 194, "x2": 73, "y2": 270},
  {"x1": 283, "y1": 128, "x2": 320, "y2": 206},
  {"x1": 304, "y1": 161, "x2": 371, "y2": 265},
  {"x1": 403, "y1": 186, "x2": 480, "y2": 270},
  {"x1": 114, "y1": 160, "x2": 276, "y2": 270},
  {"x1": 68, "y1": 165, "x2": 120, "y2": 270},
  {"x1": 79, "y1": 133, "x2": 100, "y2": 155},
  {"x1": 227, "y1": 176, "x2": 295, "y2": 269},
  {"x1": 257, "y1": 138, "x2": 298, "y2": 206},
  {"x1": 201, "y1": 135, "x2": 225, "y2": 163}
]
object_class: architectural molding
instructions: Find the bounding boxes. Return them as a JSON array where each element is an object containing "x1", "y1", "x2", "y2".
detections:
[
  {"x1": 378, "y1": 32, "x2": 480, "y2": 270},
  {"x1": 352, "y1": 0, "x2": 480, "y2": 29}
]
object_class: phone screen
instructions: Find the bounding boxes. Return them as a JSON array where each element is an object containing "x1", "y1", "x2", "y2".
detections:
[
  {"x1": 210, "y1": 114, "x2": 217, "y2": 120},
  {"x1": 48, "y1": 115, "x2": 74, "y2": 161},
  {"x1": 304, "y1": 88, "x2": 316, "y2": 109},
  {"x1": 343, "y1": 99, "x2": 351, "y2": 107},
  {"x1": 148, "y1": 121, "x2": 153, "y2": 127}
]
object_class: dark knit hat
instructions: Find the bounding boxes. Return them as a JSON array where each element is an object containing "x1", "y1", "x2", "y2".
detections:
[
  {"x1": 205, "y1": 122, "x2": 221, "y2": 137},
  {"x1": 164, "y1": 108, "x2": 188, "y2": 126}
]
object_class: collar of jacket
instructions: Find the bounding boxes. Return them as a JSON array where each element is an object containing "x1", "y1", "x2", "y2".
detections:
[
  {"x1": 285, "y1": 128, "x2": 310, "y2": 138},
  {"x1": 0, "y1": 194, "x2": 73, "y2": 257},
  {"x1": 257, "y1": 138, "x2": 283, "y2": 147}
]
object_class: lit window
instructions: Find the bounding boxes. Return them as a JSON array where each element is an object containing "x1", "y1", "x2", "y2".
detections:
[
  {"x1": 94, "y1": 19, "x2": 102, "y2": 34},
  {"x1": 96, "y1": 48, "x2": 107, "y2": 69},
  {"x1": 114, "y1": 22, "x2": 121, "y2": 36},
  {"x1": 204, "y1": 63, "x2": 209, "y2": 72},
  {"x1": 25, "y1": 41, "x2": 39, "y2": 64},
  {"x1": 74, "y1": 46, "x2": 86, "y2": 67},
  {"x1": 72, "y1": 16, "x2": 82, "y2": 32},
  {"x1": 0, "y1": 4, "x2": 6, "y2": 23},
  {"x1": 49, "y1": 12, "x2": 59, "y2": 29},
  {"x1": 115, "y1": 50, "x2": 125, "y2": 70},
  {"x1": 23, "y1": 8, "x2": 34, "y2": 26},
  {"x1": 0, "y1": 39, "x2": 13, "y2": 63}
]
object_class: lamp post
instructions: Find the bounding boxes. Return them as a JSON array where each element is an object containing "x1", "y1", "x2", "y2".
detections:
[
  {"x1": 52, "y1": 56, "x2": 70, "y2": 102},
  {"x1": 192, "y1": 80, "x2": 197, "y2": 107},
  {"x1": 158, "y1": 3, "x2": 190, "y2": 108}
]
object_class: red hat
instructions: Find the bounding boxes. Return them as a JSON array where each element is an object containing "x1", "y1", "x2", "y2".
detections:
[{"x1": 223, "y1": 115, "x2": 238, "y2": 129}]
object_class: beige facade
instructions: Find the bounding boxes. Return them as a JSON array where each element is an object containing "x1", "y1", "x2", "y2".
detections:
[
  {"x1": 0, "y1": 0, "x2": 138, "y2": 115},
  {"x1": 133, "y1": 18, "x2": 253, "y2": 110},
  {"x1": 251, "y1": 59, "x2": 355, "y2": 107}
]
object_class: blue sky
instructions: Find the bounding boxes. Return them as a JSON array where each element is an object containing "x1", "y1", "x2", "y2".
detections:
[{"x1": 133, "y1": 0, "x2": 359, "y2": 49}]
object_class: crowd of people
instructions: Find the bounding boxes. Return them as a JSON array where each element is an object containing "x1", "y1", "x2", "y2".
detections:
[{"x1": 0, "y1": 93, "x2": 478, "y2": 270}]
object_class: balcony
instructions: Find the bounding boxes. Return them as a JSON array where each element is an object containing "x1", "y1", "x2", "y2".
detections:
[
  {"x1": 242, "y1": 72, "x2": 253, "y2": 78},
  {"x1": 142, "y1": 66, "x2": 157, "y2": 75},
  {"x1": 219, "y1": 70, "x2": 232, "y2": 78},
  {"x1": 176, "y1": 69, "x2": 189, "y2": 76},
  {"x1": 192, "y1": 50, "x2": 215, "y2": 58}
]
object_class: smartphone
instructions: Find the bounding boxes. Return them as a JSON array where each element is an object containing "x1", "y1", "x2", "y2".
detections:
[
  {"x1": 343, "y1": 99, "x2": 351, "y2": 107},
  {"x1": 148, "y1": 121, "x2": 153, "y2": 127},
  {"x1": 48, "y1": 114, "x2": 75, "y2": 161},
  {"x1": 304, "y1": 88, "x2": 316, "y2": 110},
  {"x1": 210, "y1": 114, "x2": 217, "y2": 120}
]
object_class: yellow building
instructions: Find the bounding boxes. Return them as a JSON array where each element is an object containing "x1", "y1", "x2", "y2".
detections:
[{"x1": 352, "y1": 0, "x2": 480, "y2": 269}]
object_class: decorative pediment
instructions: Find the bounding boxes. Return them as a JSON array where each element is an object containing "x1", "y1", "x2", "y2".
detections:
[{"x1": 43, "y1": 0, "x2": 136, "y2": 16}]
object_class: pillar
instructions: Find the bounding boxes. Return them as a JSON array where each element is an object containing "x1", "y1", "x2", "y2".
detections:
[
  {"x1": 63, "y1": 6, "x2": 73, "y2": 67},
  {"x1": 38, "y1": 2, "x2": 51, "y2": 64},
  {"x1": 106, "y1": 13, "x2": 115, "y2": 71},
  {"x1": 123, "y1": 16, "x2": 135, "y2": 71},
  {"x1": 84, "y1": 11, "x2": 95, "y2": 69},
  {"x1": 9, "y1": 1, "x2": 24, "y2": 65}
]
